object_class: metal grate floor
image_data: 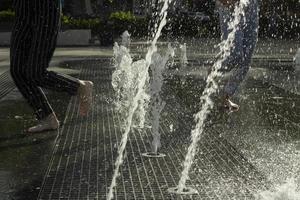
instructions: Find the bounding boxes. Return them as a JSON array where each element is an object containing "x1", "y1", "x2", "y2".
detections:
[
  {"x1": 0, "y1": 71, "x2": 16, "y2": 100},
  {"x1": 38, "y1": 60, "x2": 268, "y2": 200}
]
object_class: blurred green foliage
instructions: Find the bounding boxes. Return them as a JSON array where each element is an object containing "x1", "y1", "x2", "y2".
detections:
[
  {"x1": 109, "y1": 11, "x2": 135, "y2": 21},
  {"x1": 61, "y1": 15, "x2": 103, "y2": 36},
  {"x1": 108, "y1": 11, "x2": 148, "y2": 37},
  {"x1": 61, "y1": 16, "x2": 101, "y2": 29},
  {"x1": 0, "y1": 9, "x2": 15, "y2": 22}
]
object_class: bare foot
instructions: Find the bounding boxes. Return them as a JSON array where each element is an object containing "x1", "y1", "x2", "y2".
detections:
[
  {"x1": 27, "y1": 113, "x2": 59, "y2": 133},
  {"x1": 78, "y1": 80, "x2": 94, "y2": 116},
  {"x1": 224, "y1": 98, "x2": 239, "y2": 113}
]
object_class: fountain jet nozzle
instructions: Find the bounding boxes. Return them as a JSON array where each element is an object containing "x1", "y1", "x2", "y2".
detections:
[{"x1": 168, "y1": 187, "x2": 199, "y2": 195}]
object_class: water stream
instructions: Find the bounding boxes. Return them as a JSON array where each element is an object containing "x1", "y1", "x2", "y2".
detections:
[
  {"x1": 180, "y1": 43, "x2": 188, "y2": 69},
  {"x1": 174, "y1": 0, "x2": 252, "y2": 193},
  {"x1": 149, "y1": 44, "x2": 174, "y2": 153},
  {"x1": 107, "y1": 0, "x2": 172, "y2": 199}
]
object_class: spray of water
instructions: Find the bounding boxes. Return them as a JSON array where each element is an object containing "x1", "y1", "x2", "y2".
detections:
[
  {"x1": 255, "y1": 178, "x2": 300, "y2": 200},
  {"x1": 180, "y1": 43, "x2": 188, "y2": 68},
  {"x1": 121, "y1": 30, "x2": 131, "y2": 48},
  {"x1": 149, "y1": 44, "x2": 174, "y2": 153},
  {"x1": 112, "y1": 42, "x2": 150, "y2": 129},
  {"x1": 176, "y1": 0, "x2": 251, "y2": 192},
  {"x1": 294, "y1": 48, "x2": 300, "y2": 71},
  {"x1": 107, "y1": 1, "x2": 172, "y2": 199}
]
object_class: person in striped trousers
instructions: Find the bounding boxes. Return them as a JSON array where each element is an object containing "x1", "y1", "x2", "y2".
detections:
[{"x1": 10, "y1": 0, "x2": 93, "y2": 133}]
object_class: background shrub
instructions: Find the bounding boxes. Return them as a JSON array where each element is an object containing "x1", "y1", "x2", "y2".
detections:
[
  {"x1": 0, "y1": 9, "x2": 15, "y2": 22},
  {"x1": 61, "y1": 16, "x2": 103, "y2": 36}
]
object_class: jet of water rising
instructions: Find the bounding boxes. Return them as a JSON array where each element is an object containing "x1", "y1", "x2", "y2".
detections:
[
  {"x1": 111, "y1": 42, "x2": 149, "y2": 129},
  {"x1": 176, "y1": 0, "x2": 251, "y2": 192},
  {"x1": 180, "y1": 43, "x2": 188, "y2": 69},
  {"x1": 150, "y1": 44, "x2": 174, "y2": 153},
  {"x1": 121, "y1": 31, "x2": 131, "y2": 48},
  {"x1": 294, "y1": 48, "x2": 300, "y2": 71},
  {"x1": 107, "y1": 0, "x2": 172, "y2": 199}
]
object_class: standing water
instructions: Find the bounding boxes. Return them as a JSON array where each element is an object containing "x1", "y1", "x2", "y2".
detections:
[
  {"x1": 108, "y1": 0, "x2": 173, "y2": 199},
  {"x1": 168, "y1": 0, "x2": 253, "y2": 194}
]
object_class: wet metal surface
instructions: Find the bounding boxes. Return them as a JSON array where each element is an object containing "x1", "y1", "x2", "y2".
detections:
[
  {"x1": 0, "y1": 71, "x2": 15, "y2": 99},
  {"x1": 0, "y1": 74, "x2": 74, "y2": 200},
  {"x1": 0, "y1": 58, "x2": 299, "y2": 199}
]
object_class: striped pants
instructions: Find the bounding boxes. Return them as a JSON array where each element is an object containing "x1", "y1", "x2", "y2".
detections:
[{"x1": 10, "y1": 0, "x2": 80, "y2": 120}]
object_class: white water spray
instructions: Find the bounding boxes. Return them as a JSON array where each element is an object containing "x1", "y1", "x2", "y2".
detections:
[
  {"x1": 108, "y1": 0, "x2": 172, "y2": 199},
  {"x1": 112, "y1": 42, "x2": 150, "y2": 129},
  {"x1": 256, "y1": 179, "x2": 300, "y2": 200},
  {"x1": 173, "y1": 0, "x2": 252, "y2": 192},
  {"x1": 294, "y1": 48, "x2": 300, "y2": 71},
  {"x1": 121, "y1": 31, "x2": 131, "y2": 48},
  {"x1": 150, "y1": 44, "x2": 174, "y2": 153},
  {"x1": 180, "y1": 43, "x2": 188, "y2": 68}
]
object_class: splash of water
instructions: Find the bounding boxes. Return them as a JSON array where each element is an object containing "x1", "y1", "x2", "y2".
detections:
[
  {"x1": 176, "y1": 0, "x2": 251, "y2": 192},
  {"x1": 150, "y1": 44, "x2": 174, "y2": 153},
  {"x1": 107, "y1": 1, "x2": 172, "y2": 199},
  {"x1": 294, "y1": 48, "x2": 300, "y2": 71},
  {"x1": 112, "y1": 42, "x2": 150, "y2": 129},
  {"x1": 121, "y1": 30, "x2": 131, "y2": 48},
  {"x1": 180, "y1": 43, "x2": 188, "y2": 68},
  {"x1": 256, "y1": 179, "x2": 300, "y2": 200}
]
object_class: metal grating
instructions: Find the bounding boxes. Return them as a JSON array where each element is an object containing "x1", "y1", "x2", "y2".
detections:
[{"x1": 38, "y1": 60, "x2": 268, "y2": 200}]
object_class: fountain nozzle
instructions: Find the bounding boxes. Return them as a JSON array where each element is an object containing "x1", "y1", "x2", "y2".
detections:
[{"x1": 168, "y1": 187, "x2": 199, "y2": 195}]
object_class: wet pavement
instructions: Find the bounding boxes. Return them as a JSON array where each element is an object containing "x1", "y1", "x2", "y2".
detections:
[{"x1": 0, "y1": 43, "x2": 299, "y2": 199}]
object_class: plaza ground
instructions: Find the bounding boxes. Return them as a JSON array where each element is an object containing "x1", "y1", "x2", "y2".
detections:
[{"x1": 0, "y1": 39, "x2": 299, "y2": 199}]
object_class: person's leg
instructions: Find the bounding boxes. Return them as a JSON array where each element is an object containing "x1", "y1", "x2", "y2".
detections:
[
  {"x1": 10, "y1": 0, "x2": 56, "y2": 120},
  {"x1": 218, "y1": 4, "x2": 231, "y2": 41},
  {"x1": 217, "y1": 3, "x2": 245, "y2": 112},
  {"x1": 223, "y1": 0, "x2": 259, "y2": 98},
  {"x1": 217, "y1": 3, "x2": 244, "y2": 71},
  {"x1": 242, "y1": 0, "x2": 259, "y2": 63},
  {"x1": 26, "y1": 0, "x2": 80, "y2": 95},
  {"x1": 10, "y1": 0, "x2": 92, "y2": 133},
  {"x1": 25, "y1": 0, "x2": 93, "y2": 119}
]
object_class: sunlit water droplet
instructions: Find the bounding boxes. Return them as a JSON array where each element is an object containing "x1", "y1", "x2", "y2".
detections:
[{"x1": 256, "y1": 179, "x2": 300, "y2": 200}]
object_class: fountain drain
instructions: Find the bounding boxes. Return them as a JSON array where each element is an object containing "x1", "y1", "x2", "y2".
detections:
[
  {"x1": 167, "y1": 187, "x2": 198, "y2": 195},
  {"x1": 142, "y1": 152, "x2": 166, "y2": 158}
]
